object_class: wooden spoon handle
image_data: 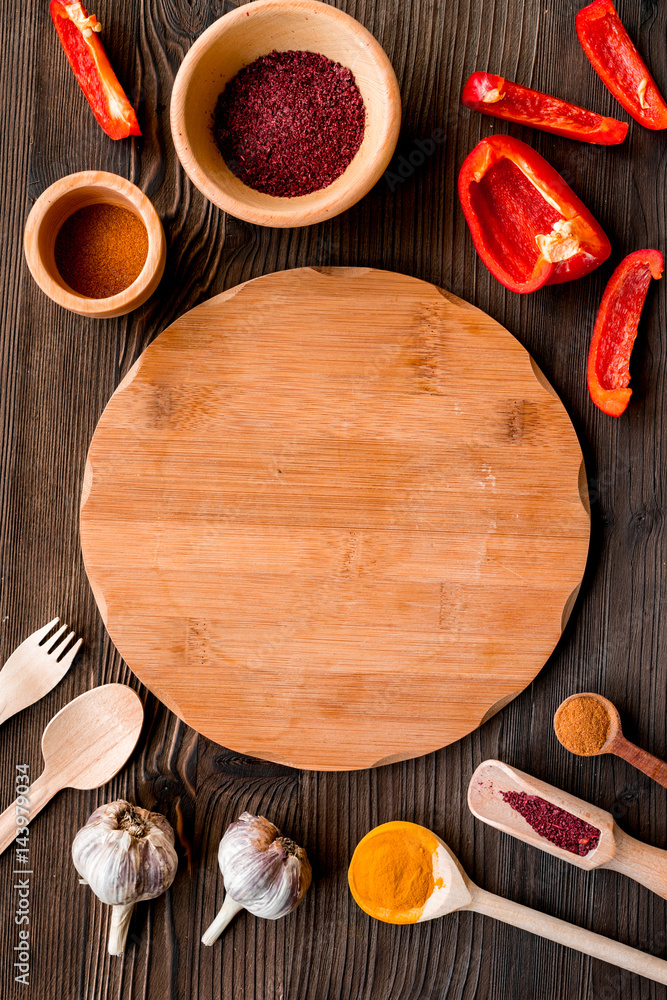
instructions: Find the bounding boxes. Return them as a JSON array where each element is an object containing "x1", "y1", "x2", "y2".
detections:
[
  {"x1": 602, "y1": 826, "x2": 667, "y2": 900},
  {"x1": 469, "y1": 885, "x2": 667, "y2": 984},
  {"x1": 0, "y1": 697, "x2": 13, "y2": 727},
  {"x1": 613, "y1": 736, "x2": 667, "y2": 790},
  {"x1": 0, "y1": 771, "x2": 60, "y2": 856}
]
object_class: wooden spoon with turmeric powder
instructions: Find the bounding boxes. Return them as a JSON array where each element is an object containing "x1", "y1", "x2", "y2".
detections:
[
  {"x1": 554, "y1": 692, "x2": 667, "y2": 789},
  {"x1": 348, "y1": 820, "x2": 667, "y2": 985}
]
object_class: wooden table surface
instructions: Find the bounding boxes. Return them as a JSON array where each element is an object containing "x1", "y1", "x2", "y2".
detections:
[{"x1": 1, "y1": 0, "x2": 665, "y2": 997}]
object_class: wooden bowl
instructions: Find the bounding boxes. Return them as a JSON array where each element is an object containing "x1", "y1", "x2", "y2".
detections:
[
  {"x1": 24, "y1": 171, "x2": 166, "y2": 318},
  {"x1": 170, "y1": 0, "x2": 402, "y2": 228}
]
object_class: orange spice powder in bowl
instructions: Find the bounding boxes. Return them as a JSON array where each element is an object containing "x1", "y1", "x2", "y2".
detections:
[
  {"x1": 54, "y1": 203, "x2": 148, "y2": 299},
  {"x1": 24, "y1": 171, "x2": 166, "y2": 318}
]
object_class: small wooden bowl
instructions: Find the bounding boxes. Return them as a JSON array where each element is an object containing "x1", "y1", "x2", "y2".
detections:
[
  {"x1": 24, "y1": 171, "x2": 166, "y2": 318},
  {"x1": 170, "y1": 0, "x2": 402, "y2": 228}
]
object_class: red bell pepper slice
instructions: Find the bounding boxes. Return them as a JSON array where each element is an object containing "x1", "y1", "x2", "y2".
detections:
[
  {"x1": 461, "y1": 72, "x2": 628, "y2": 145},
  {"x1": 576, "y1": 0, "x2": 667, "y2": 130},
  {"x1": 50, "y1": 0, "x2": 141, "y2": 140},
  {"x1": 587, "y1": 249, "x2": 663, "y2": 416},
  {"x1": 458, "y1": 135, "x2": 611, "y2": 294}
]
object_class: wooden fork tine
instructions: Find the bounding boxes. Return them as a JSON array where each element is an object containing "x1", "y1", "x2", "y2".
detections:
[
  {"x1": 58, "y1": 636, "x2": 83, "y2": 668},
  {"x1": 44, "y1": 623, "x2": 69, "y2": 651},
  {"x1": 50, "y1": 630, "x2": 74, "y2": 658},
  {"x1": 32, "y1": 618, "x2": 60, "y2": 644}
]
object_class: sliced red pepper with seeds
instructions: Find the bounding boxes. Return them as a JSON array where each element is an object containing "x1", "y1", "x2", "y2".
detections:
[
  {"x1": 50, "y1": 0, "x2": 141, "y2": 140},
  {"x1": 576, "y1": 0, "x2": 667, "y2": 130},
  {"x1": 587, "y1": 249, "x2": 663, "y2": 416},
  {"x1": 461, "y1": 72, "x2": 628, "y2": 145},
  {"x1": 457, "y1": 135, "x2": 611, "y2": 294}
]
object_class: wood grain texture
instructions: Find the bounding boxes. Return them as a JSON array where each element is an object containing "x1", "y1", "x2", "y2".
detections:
[
  {"x1": 1, "y1": 0, "x2": 666, "y2": 996},
  {"x1": 611, "y1": 737, "x2": 667, "y2": 791},
  {"x1": 80, "y1": 266, "x2": 588, "y2": 769}
]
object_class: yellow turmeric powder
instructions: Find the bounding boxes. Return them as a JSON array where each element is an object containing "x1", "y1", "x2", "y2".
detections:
[{"x1": 348, "y1": 821, "x2": 440, "y2": 924}]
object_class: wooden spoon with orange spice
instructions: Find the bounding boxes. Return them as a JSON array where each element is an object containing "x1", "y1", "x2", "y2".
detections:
[
  {"x1": 347, "y1": 820, "x2": 667, "y2": 983},
  {"x1": 554, "y1": 693, "x2": 667, "y2": 789}
]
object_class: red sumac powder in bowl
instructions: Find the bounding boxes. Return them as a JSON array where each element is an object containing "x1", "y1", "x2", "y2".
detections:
[{"x1": 212, "y1": 50, "x2": 366, "y2": 197}]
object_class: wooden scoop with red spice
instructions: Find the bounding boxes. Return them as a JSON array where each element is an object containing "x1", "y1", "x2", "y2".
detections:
[{"x1": 468, "y1": 760, "x2": 667, "y2": 900}]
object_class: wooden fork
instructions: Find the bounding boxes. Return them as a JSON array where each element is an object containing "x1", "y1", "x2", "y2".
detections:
[{"x1": 0, "y1": 619, "x2": 83, "y2": 725}]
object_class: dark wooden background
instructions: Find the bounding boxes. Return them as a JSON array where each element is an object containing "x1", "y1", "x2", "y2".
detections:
[{"x1": 1, "y1": 0, "x2": 666, "y2": 996}]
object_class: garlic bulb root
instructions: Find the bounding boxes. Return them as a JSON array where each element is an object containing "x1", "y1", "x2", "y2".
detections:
[
  {"x1": 72, "y1": 800, "x2": 178, "y2": 956},
  {"x1": 202, "y1": 812, "x2": 312, "y2": 947},
  {"x1": 109, "y1": 903, "x2": 135, "y2": 957},
  {"x1": 201, "y1": 895, "x2": 245, "y2": 946}
]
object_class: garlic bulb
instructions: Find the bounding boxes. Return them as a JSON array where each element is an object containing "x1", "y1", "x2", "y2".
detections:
[
  {"x1": 202, "y1": 812, "x2": 312, "y2": 946},
  {"x1": 72, "y1": 800, "x2": 178, "y2": 956}
]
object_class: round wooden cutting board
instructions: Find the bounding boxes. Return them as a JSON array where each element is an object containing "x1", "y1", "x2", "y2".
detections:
[{"x1": 80, "y1": 267, "x2": 590, "y2": 770}]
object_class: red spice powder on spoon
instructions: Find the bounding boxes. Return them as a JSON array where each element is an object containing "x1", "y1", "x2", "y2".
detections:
[
  {"x1": 212, "y1": 50, "x2": 366, "y2": 198},
  {"x1": 501, "y1": 790, "x2": 601, "y2": 856}
]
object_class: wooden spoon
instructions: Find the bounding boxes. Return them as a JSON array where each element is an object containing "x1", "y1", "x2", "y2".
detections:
[
  {"x1": 0, "y1": 684, "x2": 144, "y2": 855},
  {"x1": 350, "y1": 821, "x2": 667, "y2": 984},
  {"x1": 468, "y1": 760, "x2": 667, "y2": 900},
  {"x1": 555, "y1": 692, "x2": 667, "y2": 788}
]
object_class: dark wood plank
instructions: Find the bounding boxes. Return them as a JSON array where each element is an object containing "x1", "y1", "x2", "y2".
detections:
[{"x1": 1, "y1": 0, "x2": 666, "y2": 997}]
